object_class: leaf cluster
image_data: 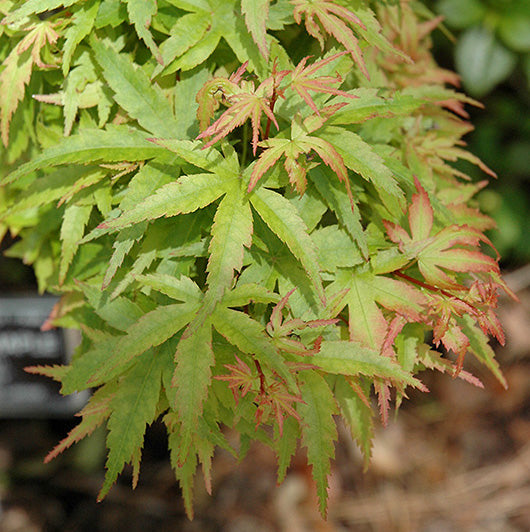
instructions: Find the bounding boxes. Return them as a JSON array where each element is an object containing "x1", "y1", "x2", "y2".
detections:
[{"x1": 0, "y1": 0, "x2": 512, "y2": 518}]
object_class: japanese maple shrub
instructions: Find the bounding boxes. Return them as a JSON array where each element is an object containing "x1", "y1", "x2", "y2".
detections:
[{"x1": 0, "y1": 0, "x2": 514, "y2": 517}]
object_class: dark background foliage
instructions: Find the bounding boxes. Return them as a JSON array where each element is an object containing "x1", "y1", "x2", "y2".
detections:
[{"x1": 433, "y1": 0, "x2": 530, "y2": 265}]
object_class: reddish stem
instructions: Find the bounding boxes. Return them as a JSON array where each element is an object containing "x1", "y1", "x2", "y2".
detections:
[
  {"x1": 263, "y1": 62, "x2": 280, "y2": 141},
  {"x1": 393, "y1": 270, "x2": 452, "y2": 297},
  {"x1": 254, "y1": 360, "x2": 266, "y2": 395},
  {"x1": 392, "y1": 270, "x2": 480, "y2": 314},
  {"x1": 264, "y1": 91, "x2": 277, "y2": 141}
]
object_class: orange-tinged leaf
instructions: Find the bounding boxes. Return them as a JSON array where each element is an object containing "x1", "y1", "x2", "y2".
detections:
[
  {"x1": 1, "y1": 21, "x2": 59, "y2": 145},
  {"x1": 433, "y1": 248, "x2": 499, "y2": 274},
  {"x1": 25, "y1": 364, "x2": 69, "y2": 382},
  {"x1": 250, "y1": 109, "x2": 353, "y2": 204},
  {"x1": 439, "y1": 323, "x2": 469, "y2": 375},
  {"x1": 384, "y1": 179, "x2": 501, "y2": 291},
  {"x1": 195, "y1": 76, "x2": 240, "y2": 130},
  {"x1": 306, "y1": 135, "x2": 352, "y2": 203},
  {"x1": 289, "y1": 53, "x2": 356, "y2": 114},
  {"x1": 248, "y1": 138, "x2": 289, "y2": 191},
  {"x1": 409, "y1": 177, "x2": 433, "y2": 241},
  {"x1": 216, "y1": 354, "x2": 256, "y2": 402},
  {"x1": 368, "y1": 276, "x2": 427, "y2": 322},
  {"x1": 198, "y1": 85, "x2": 278, "y2": 154},
  {"x1": 383, "y1": 220, "x2": 411, "y2": 247},
  {"x1": 374, "y1": 380, "x2": 391, "y2": 426},
  {"x1": 291, "y1": 0, "x2": 369, "y2": 78},
  {"x1": 0, "y1": 53, "x2": 32, "y2": 146}
]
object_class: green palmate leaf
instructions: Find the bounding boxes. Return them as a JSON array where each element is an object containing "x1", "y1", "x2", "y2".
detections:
[
  {"x1": 250, "y1": 187, "x2": 325, "y2": 304},
  {"x1": 90, "y1": 38, "x2": 178, "y2": 137},
  {"x1": 88, "y1": 301, "x2": 199, "y2": 385},
  {"x1": 194, "y1": 424, "x2": 215, "y2": 495},
  {"x1": 3, "y1": 128, "x2": 166, "y2": 184},
  {"x1": 2, "y1": 0, "x2": 78, "y2": 23},
  {"x1": 94, "y1": 6, "x2": 122, "y2": 29},
  {"x1": 320, "y1": 126, "x2": 402, "y2": 197},
  {"x1": 327, "y1": 88, "x2": 423, "y2": 125},
  {"x1": 161, "y1": 0, "x2": 266, "y2": 75},
  {"x1": 100, "y1": 172, "x2": 228, "y2": 230},
  {"x1": 184, "y1": 181, "x2": 253, "y2": 336},
  {"x1": 337, "y1": 270, "x2": 426, "y2": 350},
  {"x1": 60, "y1": 335, "x2": 130, "y2": 394},
  {"x1": 298, "y1": 370, "x2": 337, "y2": 517},
  {"x1": 151, "y1": 13, "x2": 210, "y2": 78},
  {"x1": 122, "y1": 0, "x2": 162, "y2": 63},
  {"x1": 212, "y1": 307, "x2": 293, "y2": 387},
  {"x1": 110, "y1": 247, "x2": 156, "y2": 299},
  {"x1": 311, "y1": 225, "x2": 363, "y2": 272},
  {"x1": 118, "y1": 160, "x2": 176, "y2": 211},
  {"x1": 165, "y1": 27, "x2": 220, "y2": 73},
  {"x1": 237, "y1": 240, "x2": 318, "y2": 319},
  {"x1": 170, "y1": 239, "x2": 209, "y2": 258},
  {"x1": 312, "y1": 341, "x2": 422, "y2": 388},
  {"x1": 275, "y1": 415, "x2": 299, "y2": 483},
  {"x1": 44, "y1": 384, "x2": 115, "y2": 463},
  {"x1": 59, "y1": 204, "x2": 92, "y2": 284},
  {"x1": 241, "y1": 0, "x2": 270, "y2": 60},
  {"x1": 166, "y1": 413, "x2": 198, "y2": 519},
  {"x1": 135, "y1": 273, "x2": 202, "y2": 303},
  {"x1": 221, "y1": 283, "x2": 279, "y2": 308},
  {"x1": 103, "y1": 223, "x2": 147, "y2": 288},
  {"x1": 335, "y1": 376, "x2": 373, "y2": 468},
  {"x1": 25, "y1": 364, "x2": 71, "y2": 383},
  {"x1": 171, "y1": 68, "x2": 210, "y2": 139},
  {"x1": 165, "y1": 0, "x2": 209, "y2": 12},
  {"x1": 80, "y1": 283, "x2": 144, "y2": 331},
  {"x1": 202, "y1": 182, "x2": 253, "y2": 303},
  {"x1": 98, "y1": 348, "x2": 166, "y2": 500},
  {"x1": 218, "y1": 0, "x2": 268, "y2": 77},
  {"x1": 0, "y1": 166, "x2": 99, "y2": 220},
  {"x1": 52, "y1": 61, "x2": 109, "y2": 136},
  {"x1": 367, "y1": 275, "x2": 427, "y2": 321},
  {"x1": 288, "y1": 186, "x2": 328, "y2": 233},
  {"x1": 173, "y1": 322, "x2": 215, "y2": 463},
  {"x1": 309, "y1": 166, "x2": 368, "y2": 258},
  {"x1": 62, "y1": 0, "x2": 100, "y2": 74},
  {"x1": 149, "y1": 139, "x2": 237, "y2": 179},
  {"x1": 341, "y1": 272, "x2": 388, "y2": 350}
]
